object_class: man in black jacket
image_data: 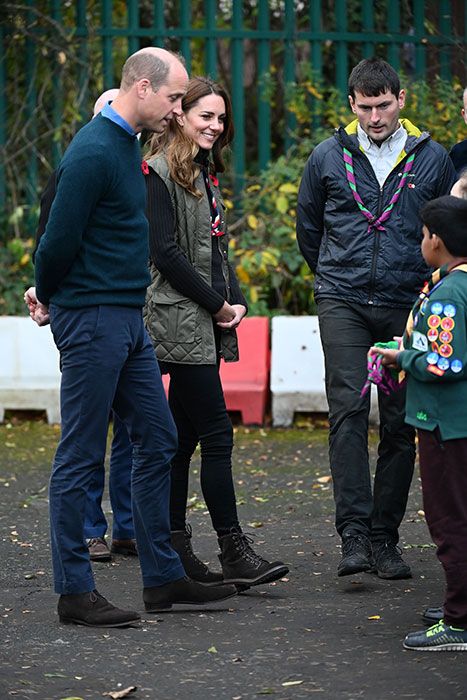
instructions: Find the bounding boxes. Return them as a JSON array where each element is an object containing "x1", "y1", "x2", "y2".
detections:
[{"x1": 297, "y1": 58, "x2": 456, "y2": 581}]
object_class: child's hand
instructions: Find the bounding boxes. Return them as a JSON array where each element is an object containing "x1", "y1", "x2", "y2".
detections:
[{"x1": 369, "y1": 346, "x2": 399, "y2": 369}]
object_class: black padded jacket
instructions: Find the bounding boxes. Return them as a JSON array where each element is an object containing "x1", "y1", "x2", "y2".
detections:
[{"x1": 296, "y1": 118, "x2": 457, "y2": 308}]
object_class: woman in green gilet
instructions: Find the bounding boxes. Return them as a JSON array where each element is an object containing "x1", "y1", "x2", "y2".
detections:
[{"x1": 144, "y1": 76, "x2": 288, "y2": 588}]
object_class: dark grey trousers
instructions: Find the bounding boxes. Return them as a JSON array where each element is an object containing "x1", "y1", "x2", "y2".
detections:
[{"x1": 317, "y1": 299, "x2": 416, "y2": 543}]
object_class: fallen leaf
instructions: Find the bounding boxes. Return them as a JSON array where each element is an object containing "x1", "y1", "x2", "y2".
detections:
[
  {"x1": 367, "y1": 615, "x2": 381, "y2": 620},
  {"x1": 207, "y1": 646, "x2": 218, "y2": 653},
  {"x1": 282, "y1": 680, "x2": 304, "y2": 687},
  {"x1": 316, "y1": 475, "x2": 332, "y2": 484},
  {"x1": 102, "y1": 688, "x2": 137, "y2": 699}
]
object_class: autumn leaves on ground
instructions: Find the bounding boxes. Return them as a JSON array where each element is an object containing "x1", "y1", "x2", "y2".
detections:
[{"x1": 1, "y1": 418, "x2": 465, "y2": 699}]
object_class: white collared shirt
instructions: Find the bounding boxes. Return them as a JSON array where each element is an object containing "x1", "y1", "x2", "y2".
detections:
[{"x1": 357, "y1": 123, "x2": 408, "y2": 187}]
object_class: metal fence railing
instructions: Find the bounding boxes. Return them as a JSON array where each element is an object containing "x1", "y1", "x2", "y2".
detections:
[{"x1": 1, "y1": 0, "x2": 466, "y2": 224}]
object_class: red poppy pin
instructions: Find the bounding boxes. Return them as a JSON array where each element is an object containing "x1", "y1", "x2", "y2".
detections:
[
  {"x1": 209, "y1": 174, "x2": 219, "y2": 187},
  {"x1": 141, "y1": 160, "x2": 149, "y2": 175}
]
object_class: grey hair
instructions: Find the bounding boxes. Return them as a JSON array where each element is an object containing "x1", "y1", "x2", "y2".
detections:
[{"x1": 120, "y1": 52, "x2": 170, "y2": 92}]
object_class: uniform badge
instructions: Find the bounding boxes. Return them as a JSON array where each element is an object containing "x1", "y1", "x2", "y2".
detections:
[
  {"x1": 427, "y1": 365, "x2": 445, "y2": 377},
  {"x1": 427, "y1": 328, "x2": 438, "y2": 342},
  {"x1": 412, "y1": 331, "x2": 428, "y2": 352},
  {"x1": 439, "y1": 344, "x2": 453, "y2": 358},
  {"x1": 427, "y1": 315, "x2": 441, "y2": 328},
  {"x1": 439, "y1": 330, "x2": 453, "y2": 343},
  {"x1": 437, "y1": 357, "x2": 450, "y2": 371},
  {"x1": 441, "y1": 317, "x2": 455, "y2": 331},
  {"x1": 431, "y1": 302, "x2": 443, "y2": 315},
  {"x1": 451, "y1": 359, "x2": 463, "y2": 373},
  {"x1": 443, "y1": 304, "x2": 456, "y2": 318},
  {"x1": 426, "y1": 352, "x2": 439, "y2": 365}
]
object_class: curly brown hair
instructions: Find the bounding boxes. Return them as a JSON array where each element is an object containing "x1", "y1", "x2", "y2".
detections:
[{"x1": 145, "y1": 76, "x2": 234, "y2": 197}]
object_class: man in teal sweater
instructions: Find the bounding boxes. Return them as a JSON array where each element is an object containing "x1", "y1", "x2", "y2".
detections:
[
  {"x1": 371, "y1": 195, "x2": 467, "y2": 651},
  {"x1": 35, "y1": 47, "x2": 236, "y2": 627}
]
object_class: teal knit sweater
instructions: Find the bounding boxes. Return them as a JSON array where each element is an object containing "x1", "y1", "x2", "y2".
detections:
[{"x1": 35, "y1": 114, "x2": 150, "y2": 308}]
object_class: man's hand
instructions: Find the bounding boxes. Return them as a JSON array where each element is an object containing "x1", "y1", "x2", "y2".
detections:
[
  {"x1": 216, "y1": 304, "x2": 247, "y2": 330},
  {"x1": 24, "y1": 286, "x2": 50, "y2": 327}
]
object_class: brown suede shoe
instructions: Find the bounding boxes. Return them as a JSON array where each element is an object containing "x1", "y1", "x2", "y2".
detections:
[
  {"x1": 86, "y1": 537, "x2": 111, "y2": 562},
  {"x1": 58, "y1": 590, "x2": 140, "y2": 628},
  {"x1": 111, "y1": 539, "x2": 138, "y2": 556}
]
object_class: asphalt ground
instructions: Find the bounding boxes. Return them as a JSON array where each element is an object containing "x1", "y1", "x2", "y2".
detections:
[{"x1": 0, "y1": 417, "x2": 466, "y2": 700}]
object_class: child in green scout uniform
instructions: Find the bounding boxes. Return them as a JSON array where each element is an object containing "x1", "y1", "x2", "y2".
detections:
[{"x1": 370, "y1": 194, "x2": 467, "y2": 651}]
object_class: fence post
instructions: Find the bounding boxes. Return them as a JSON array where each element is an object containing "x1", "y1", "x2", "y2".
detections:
[
  {"x1": 257, "y1": 0, "x2": 271, "y2": 171},
  {"x1": 335, "y1": 0, "x2": 349, "y2": 98},
  {"x1": 204, "y1": 0, "x2": 217, "y2": 79},
  {"x1": 231, "y1": 1, "x2": 245, "y2": 199},
  {"x1": 0, "y1": 24, "x2": 6, "y2": 210}
]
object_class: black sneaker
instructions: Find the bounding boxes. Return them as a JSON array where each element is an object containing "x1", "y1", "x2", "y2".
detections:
[
  {"x1": 403, "y1": 620, "x2": 467, "y2": 651},
  {"x1": 58, "y1": 590, "x2": 140, "y2": 628},
  {"x1": 372, "y1": 541, "x2": 412, "y2": 579},
  {"x1": 218, "y1": 529, "x2": 289, "y2": 587},
  {"x1": 337, "y1": 532, "x2": 372, "y2": 577},
  {"x1": 423, "y1": 606, "x2": 444, "y2": 625}
]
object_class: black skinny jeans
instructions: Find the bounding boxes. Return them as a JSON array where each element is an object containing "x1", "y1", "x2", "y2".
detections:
[
  {"x1": 160, "y1": 349, "x2": 240, "y2": 537},
  {"x1": 317, "y1": 299, "x2": 416, "y2": 543}
]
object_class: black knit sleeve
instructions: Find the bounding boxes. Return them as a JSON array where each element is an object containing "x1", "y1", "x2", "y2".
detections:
[
  {"x1": 146, "y1": 168, "x2": 225, "y2": 315},
  {"x1": 33, "y1": 171, "x2": 57, "y2": 259},
  {"x1": 227, "y1": 261, "x2": 248, "y2": 309}
]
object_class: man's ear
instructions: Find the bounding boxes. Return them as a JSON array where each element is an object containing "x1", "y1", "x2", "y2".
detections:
[
  {"x1": 136, "y1": 78, "x2": 151, "y2": 98},
  {"x1": 348, "y1": 95, "x2": 356, "y2": 114}
]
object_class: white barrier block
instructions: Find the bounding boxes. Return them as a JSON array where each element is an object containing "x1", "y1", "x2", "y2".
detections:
[
  {"x1": 271, "y1": 316, "x2": 379, "y2": 427},
  {"x1": 0, "y1": 316, "x2": 61, "y2": 423},
  {"x1": 271, "y1": 316, "x2": 327, "y2": 427}
]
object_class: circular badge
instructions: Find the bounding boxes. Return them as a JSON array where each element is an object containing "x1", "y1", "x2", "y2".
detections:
[
  {"x1": 427, "y1": 328, "x2": 438, "y2": 342},
  {"x1": 431, "y1": 302, "x2": 444, "y2": 315},
  {"x1": 427, "y1": 315, "x2": 441, "y2": 328},
  {"x1": 441, "y1": 317, "x2": 455, "y2": 331},
  {"x1": 431, "y1": 342, "x2": 440, "y2": 353},
  {"x1": 439, "y1": 330, "x2": 453, "y2": 344},
  {"x1": 426, "y1": 352, "x2": 439, "y2": 365},
  {"x1": 451, "y1": 359, "x2": 463, "y2": 374},
  {"x1": 439, "y1": 344, "x2": 453, "y2": 358},
  {"x1": 437, "y1": 357, "x2": 450, "y2": 371},
  {"x1": 443, "y1": 304, "x2": 457, "y2": 318}
]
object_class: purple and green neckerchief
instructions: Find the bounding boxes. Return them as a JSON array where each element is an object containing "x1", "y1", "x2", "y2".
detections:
[{"x1": 343, "y1": 146, "x2": 415, "y2": 233}]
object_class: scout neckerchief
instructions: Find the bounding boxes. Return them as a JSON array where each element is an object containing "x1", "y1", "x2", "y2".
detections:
[
  {"x1": 343, "y1": 147, "x2": 415, "y2": 233},
  {"x1": 202, "y1": 169, "x2": 225, "y2": 237}
]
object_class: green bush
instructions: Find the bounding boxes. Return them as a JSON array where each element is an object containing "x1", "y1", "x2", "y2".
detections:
[{"x1": 231, "y1": 76, "x2": 466, "y2": 316}]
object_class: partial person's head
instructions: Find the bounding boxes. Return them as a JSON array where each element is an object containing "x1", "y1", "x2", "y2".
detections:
[
  {"x1": 461, "y1": 87, "x2": 467, "y2": 125},
  {"x1": 93, "y1": 88, "x2": 119, "y2": 117},
  {"x1": 113, "y1": 48, "x2": 188, "y2": 133},
  {"x1": 451, "y1": 168, "x2": 467, "y2": 199},
  {"x1": 348, "y1": 58, "x2": 405, "y2": 145},
  {"x1": 420, "y1": 195, "x2": 467, "y2": 265}
]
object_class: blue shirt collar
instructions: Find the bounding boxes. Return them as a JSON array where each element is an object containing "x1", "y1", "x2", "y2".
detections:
[{"x1": 101, "y1": 102, "x2": 136, "y2": 137}]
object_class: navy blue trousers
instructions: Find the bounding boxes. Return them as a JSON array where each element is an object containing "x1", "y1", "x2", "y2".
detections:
[
  {"x1": 48, "y1": 304, "x2": 184, "y2": 594},
  {"x1": 84, "y1": 412, "x2": 134, "y2": 541}
]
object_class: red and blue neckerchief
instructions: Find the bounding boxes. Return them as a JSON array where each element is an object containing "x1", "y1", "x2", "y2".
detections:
[{"x1": 202, "y1": 170, "x2": 224, "y2": 237}]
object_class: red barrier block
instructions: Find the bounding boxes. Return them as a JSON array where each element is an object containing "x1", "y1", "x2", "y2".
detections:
[{"x1": 220, "y1": 316, "x2": 270, "y2": 425}]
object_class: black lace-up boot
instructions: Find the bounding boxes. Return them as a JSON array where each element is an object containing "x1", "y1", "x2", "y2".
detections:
[
  {"x1": 372, "y1": 541, "x2": 412, "y2": 579},
  {"x1": 218, "y1": 528, "x2": 289, "y2": 587},
  {"x1": 171, "y1": 524, "x2": 224, "y2": 585}
]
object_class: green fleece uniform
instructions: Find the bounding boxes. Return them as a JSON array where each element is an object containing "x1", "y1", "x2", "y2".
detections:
[{"x1": 399, "y1": 267, "x2": 467, "y2": 440}]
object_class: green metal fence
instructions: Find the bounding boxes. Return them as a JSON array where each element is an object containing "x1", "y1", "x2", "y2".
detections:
[{"x1": 1, "y1": 0, "x2": 466, "y2": 224}]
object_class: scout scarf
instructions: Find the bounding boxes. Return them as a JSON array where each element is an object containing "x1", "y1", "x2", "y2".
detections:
[
  {"x1": 343, "y1": 147, "x2": 415, "y2": 233},
  {"x1": 202, "y1": 169, "x2": 224, "y2": 237}
]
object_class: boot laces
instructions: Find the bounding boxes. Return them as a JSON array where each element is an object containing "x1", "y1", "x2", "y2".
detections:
[
  {"x1": 181, "y1": 525, "x2": 208, "y2": 572},
  {"x1": 232, "y1": 531, "x2": 267, "y2": 566}
]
